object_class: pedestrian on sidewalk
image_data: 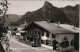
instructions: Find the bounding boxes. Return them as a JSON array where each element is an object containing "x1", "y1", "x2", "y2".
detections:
[{"x1": 52, "y1": 39, "x2": 58, "y2": 50}]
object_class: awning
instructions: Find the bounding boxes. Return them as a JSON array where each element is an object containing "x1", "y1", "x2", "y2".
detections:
[
  {"x1": 41, "y1": 36, "x2": 47, "y2": 40},
  {"x1": 16, "y1": 32, "x2": 21, "y2": 36}
]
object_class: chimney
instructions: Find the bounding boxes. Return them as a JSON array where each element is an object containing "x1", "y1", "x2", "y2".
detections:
[
  {"x1": 46, "y1": 19, "x2": 50, "y2": 23},
  {"x1": 73, "y1": 25, "x2": 76, "y2": 30},
  {"x1": 58, "y1": 21, "x2": 60, "y2": 27}
]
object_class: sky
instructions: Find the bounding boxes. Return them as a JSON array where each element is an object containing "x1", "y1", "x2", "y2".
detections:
[{"x1": 6, "y1": 0, "x2": 80, "y2": 15}]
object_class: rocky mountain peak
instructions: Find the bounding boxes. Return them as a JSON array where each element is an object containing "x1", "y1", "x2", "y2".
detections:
[
  {"x1": 44, "y1": 1, "x2": 52, "y2": 6},
  {"x1": 43, "y1": 1, "x2": 54, "y2": 9}
]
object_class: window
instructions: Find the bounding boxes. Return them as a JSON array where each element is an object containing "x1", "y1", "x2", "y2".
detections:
[
  {"x1": 71, "y1": 39, "x2": 74, "y2": 46},
  {"x1": 29, "y1": 31, "x2": 31, "y2": 34},
  {"x1": 35, "y1": 31, "x2": 37, "y2": 34},
  {"x1": 41, "y1": 40, "x2": 45, "y2": 44},
  {"x1": 52, "y1": 34, "x2": 55, "y2": 38},
  {"x1": 46, "y1": 32, "x2": 49, "y2": 37},
  {"x1": 42, "y1": 32, "x2": 44, "y2": 36},
  {"x1": 38, "y1": 31, "x2": 40, "y2": 35},
  {"x1": 27, "y1": 31, "x2": 29, "y2": 33}
]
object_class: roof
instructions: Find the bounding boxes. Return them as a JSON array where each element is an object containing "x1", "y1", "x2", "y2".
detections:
[
  {"x1": 17, "y1": 27, "x2": 24, "y2": 31},
  {"x1": 57, "y1": 24, "x2": 79, "y2": 33},
  {"x1": 8, "y1": 25, "x2": 17, "y2": 30},
  {"x1": 34, "y1": 21, "x2": 79, "y2": 34}
]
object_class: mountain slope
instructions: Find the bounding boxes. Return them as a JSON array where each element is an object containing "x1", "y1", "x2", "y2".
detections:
[
  {"x1": 17, "y1": 1, "x2": 79, "y2": 27},
  {"x1": 17, "y1": 11, "x2": 32, "y2": 24},
  {"x1": 8, "y1": 14, "x2": 21, "y2": 22},
  {"x1": 5, "y1": 14, "x2": 21, "y2": 26},
  {"x1": 61, "y1": 4, "x2": 79, "y2": 27},
  {"x1": 17, "y1": 1, "x2": 71, "y2": 24}
]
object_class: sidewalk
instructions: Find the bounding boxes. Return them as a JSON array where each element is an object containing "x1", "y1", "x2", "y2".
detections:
[
  {"x1": 41, "y1": 44, "x2": 53, "y2": 49},
  {"x1": 41, "y1": 44, "x2": 57, "y2": 52}
]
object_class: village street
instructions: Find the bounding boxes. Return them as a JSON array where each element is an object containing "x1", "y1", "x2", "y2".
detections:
[
  {"x1": 9, "y1": 37, "x2": 57, "y2": 52},
  {"x1": 4, "y1": 28, "x2": 78, "y2": 52}
]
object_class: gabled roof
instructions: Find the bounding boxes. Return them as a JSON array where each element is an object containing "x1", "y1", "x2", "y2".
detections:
[
  {"x1": 56, "y1": 24, "x2": 79, "y2": 33},
  {"x1": 34, "y1": 21, "x2": 79, "y2": 34}
]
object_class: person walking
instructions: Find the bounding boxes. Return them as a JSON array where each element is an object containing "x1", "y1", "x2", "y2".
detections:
[{"x1": 52, "y1": 39, "x2": 58, "y2": 50}]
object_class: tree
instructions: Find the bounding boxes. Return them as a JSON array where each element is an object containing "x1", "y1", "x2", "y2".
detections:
[{"x1": 0, "y1": 0, "x2": 8, "y2": 38}]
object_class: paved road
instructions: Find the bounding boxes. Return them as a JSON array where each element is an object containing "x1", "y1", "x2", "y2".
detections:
[{"x1": 9, "y1": 38, "x2": 56, "y2": 52}]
